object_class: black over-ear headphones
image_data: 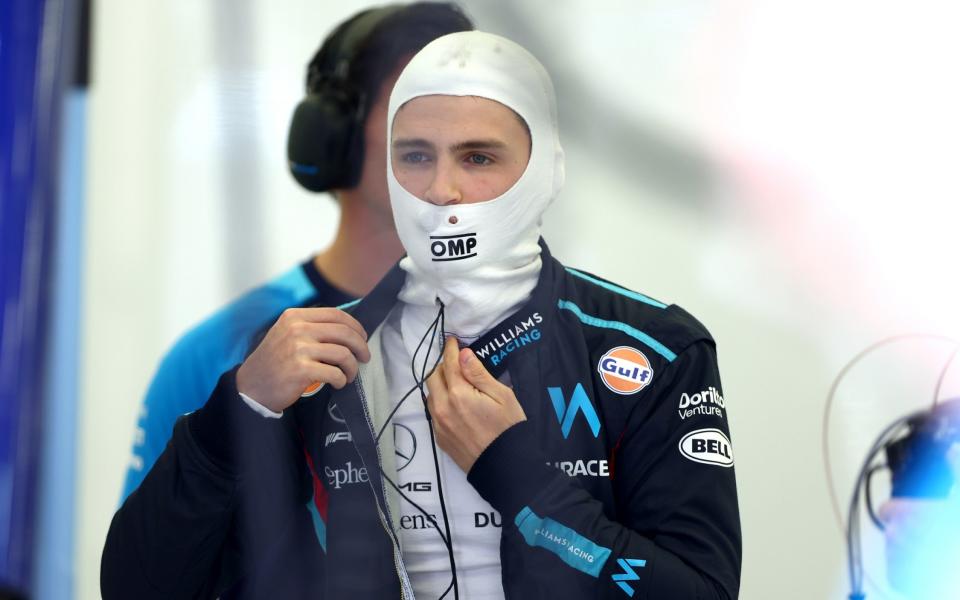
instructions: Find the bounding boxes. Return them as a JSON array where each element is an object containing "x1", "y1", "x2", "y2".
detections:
[{"x1": 287, "y1": 6, "x2": 403, "y2": 193}]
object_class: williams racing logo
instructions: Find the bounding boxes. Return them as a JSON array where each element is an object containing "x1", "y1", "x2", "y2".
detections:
[
  {"x1": 678, "y1": 428, "x2": 734, "y2": 467},
  {"x1": 597, "y1": 346, "x2": 653, "y2": 395},
  {"x1": 430, "y1": 233, "x2": 477, "y2": 261},
  {"x1": 474, "y1": 312, "x2": 543, "y2": 366}
]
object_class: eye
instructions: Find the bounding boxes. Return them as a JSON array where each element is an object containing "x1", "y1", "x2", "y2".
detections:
[
  {"x1": 401, "y1": 151, "x2": 431, "y2": 165},
  {"x1": 465, "y1": 153, "x2": 493, "y2": 166}
]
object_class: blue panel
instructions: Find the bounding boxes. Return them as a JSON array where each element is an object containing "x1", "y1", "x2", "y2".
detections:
[
  {"x1": 305, "y1": 500, "x2": 327, "y2": 552},
  {"x1": 557, "y1": 300, "x2": 677, "y2": 362},
  {"x1": 565, "y1": 268, "x2": 668, "y2": 309},
  {"x1": 514, "y1": 506, "x2": 611, "y2": 577}
]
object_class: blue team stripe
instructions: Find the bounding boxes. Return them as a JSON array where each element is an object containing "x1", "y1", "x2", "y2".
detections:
[
  {"x1": 305, "y1": 500, "x2": 327, "y2": 552},
  {"x1": 557, "y1": 299, "x2": 677, "y2": 362},
  {"x1": 565, "y1": 268, "x2": 667, "y2": 309},
  {"x1": 514, "y1": 506, "x2": 611, "y2": 577},
  {"x1": 336, "y1": 298, "x2": 362, "y2": 310}
]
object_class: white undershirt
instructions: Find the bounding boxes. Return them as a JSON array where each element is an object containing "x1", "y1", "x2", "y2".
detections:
[{"x1": 382, "y1": 305, "x2": 505, "y2": 600}]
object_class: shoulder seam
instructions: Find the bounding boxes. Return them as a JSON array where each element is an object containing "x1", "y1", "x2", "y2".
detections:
[
  {"x1": 557, "y1": 299, "x2": 677, "y2": 362},
  {"x1": 565, "y1": 267, "x2": 667, "y2": 309}
]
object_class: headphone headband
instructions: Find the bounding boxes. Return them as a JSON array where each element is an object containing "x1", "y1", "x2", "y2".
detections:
[{"x1": 306, "y1": 6, "x2": 404, "y2": 95}]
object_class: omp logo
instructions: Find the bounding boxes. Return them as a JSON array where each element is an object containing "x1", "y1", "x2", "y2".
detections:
[
  {"x1": 547, "y1": 383, "x2": 601, "y2": 439},
  {"x1": 597, "y1": 347, "x2": 653, "y2": 395},
  {"x1": 430, "y1": 233, "x2": 477, "y2": 261},
  {"x1": 679, "y1": 428, "x2": 734, "y2": 467},
  {"x1": 612, "y1": 558, "x2": 647, "y2": 597}
]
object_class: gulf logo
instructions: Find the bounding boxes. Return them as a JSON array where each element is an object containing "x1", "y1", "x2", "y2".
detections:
[
  {"x1": 301, "y1": 381, "x2": 324, "y2": 398},
  {"x1": 597, "y1": 346, "x2": 654, "y2": 395}
]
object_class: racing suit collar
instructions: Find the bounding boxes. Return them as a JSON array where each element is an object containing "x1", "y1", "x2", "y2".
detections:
[{"x1": 348, "y1": 237, "x2": 560, "y2": 379}]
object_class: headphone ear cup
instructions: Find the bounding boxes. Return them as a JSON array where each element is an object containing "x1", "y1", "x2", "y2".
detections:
[{"x1": 287, "y1": 86, "x2": 364, "y2": 192}]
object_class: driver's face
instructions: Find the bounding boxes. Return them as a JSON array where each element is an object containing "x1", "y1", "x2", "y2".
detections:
[{"x1": 390, "y1": 94, "x2": 531, "y2": 206}]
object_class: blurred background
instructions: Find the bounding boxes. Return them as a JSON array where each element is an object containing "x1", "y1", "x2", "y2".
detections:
[{"x1": 3, "y1": 0, "x2": 960, "y2": 598}]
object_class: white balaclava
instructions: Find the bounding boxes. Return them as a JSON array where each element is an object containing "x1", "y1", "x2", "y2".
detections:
[{"x1": 387, "y1": 31, "x2": 565, "y2": 341}]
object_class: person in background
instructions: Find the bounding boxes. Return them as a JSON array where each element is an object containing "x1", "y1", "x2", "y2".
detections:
[{"x1": 120, "y1": 2, "x2": 474, "y2": 499}]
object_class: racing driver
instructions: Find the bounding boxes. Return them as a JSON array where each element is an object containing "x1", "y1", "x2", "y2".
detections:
[{"x1": 102, "y1": 30, "x2": 742, "y2": 600}]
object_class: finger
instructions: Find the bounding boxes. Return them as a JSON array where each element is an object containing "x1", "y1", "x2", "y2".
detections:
[
  {"x1": 302, "y1": 360, "x2": 349, "y2": 390},
  {"x1": 303, "y1": 342, "x2": 360, "y2": 383},
  {"x1": 284, "y1": 307, "x2": 368, "y2": 341},
  {"x1": 458, "y1": 347, "x2": 503, "y2": 398},
  {"x1": 298, "y1": 322, "x2": 371, "y2": 363},
  {"x1": 441, "y1": 336, "x2": 467, "y2": 389},
  {"x1": 426, "y1": 362, "x2": 448, "y2": 416}
]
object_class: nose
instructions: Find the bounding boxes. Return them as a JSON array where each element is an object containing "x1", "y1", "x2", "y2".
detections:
[{"x1": 422, "y1": 156, "x2": 461, "y2": 206}]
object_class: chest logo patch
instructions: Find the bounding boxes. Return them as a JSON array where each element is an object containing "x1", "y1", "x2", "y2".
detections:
[{"x1": 597, "y1": 346, "x2": 654, "y2": 395}]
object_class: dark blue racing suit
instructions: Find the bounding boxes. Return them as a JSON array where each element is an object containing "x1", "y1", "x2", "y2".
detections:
[{"x1": 103, "y1": 241, "x2": 741, "y2": 599}]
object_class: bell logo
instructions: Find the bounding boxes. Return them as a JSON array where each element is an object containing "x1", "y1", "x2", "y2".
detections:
[
  {"x1": 430, "y1": 233, "x2": 477, "y2": 261},
  {"x1": 598, "y1": 346, "x2": 654, "y2": 395},
  {"x1": 678, "y1": 428, "x2": 734, "y2": 467}
]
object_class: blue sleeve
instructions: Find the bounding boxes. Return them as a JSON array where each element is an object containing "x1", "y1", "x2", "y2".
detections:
[
  {"x1": 120, "y1": 328, "x2": 248, "y2": 500},
  {"x1": 120, "y1": 265, "x2": 319, "y2": 501}
]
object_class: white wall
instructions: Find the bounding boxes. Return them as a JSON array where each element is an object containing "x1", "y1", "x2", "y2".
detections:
[{"x1": 80, "y1": 1, "x2": 960, "y2": 598}]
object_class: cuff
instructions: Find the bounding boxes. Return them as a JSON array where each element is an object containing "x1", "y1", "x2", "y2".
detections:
[
  {"x1": 239, "y1": 392, "x2": 283, "y2": 419},
  {"x1": 188, "y1": 367, "x2": 286, "y2": 474},
  {"x1": 467, "y1": 420, "x2": 562, "y2": 523}
]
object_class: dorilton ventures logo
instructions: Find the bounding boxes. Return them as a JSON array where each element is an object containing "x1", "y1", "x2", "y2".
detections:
[
  {"x1": 678, "y1": 386, "x2": 725, "y2": 421},
  {"x1": 547, "y1": 383, "x2": 601, "y2": 439},
  {"x1": 430, "y1": 233, "x2": 477, "y2": 261}
]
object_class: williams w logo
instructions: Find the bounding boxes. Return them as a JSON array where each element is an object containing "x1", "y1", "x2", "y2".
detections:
[
  {"x1": 430, "y1": 233, "x2": 477, "y2": 261},
  {"x1": 547, "y1": 383, "x2": 600, "y2": 439},
  {"x1": 612, "y1": 558, "x2": 647, "y2": 597}
]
